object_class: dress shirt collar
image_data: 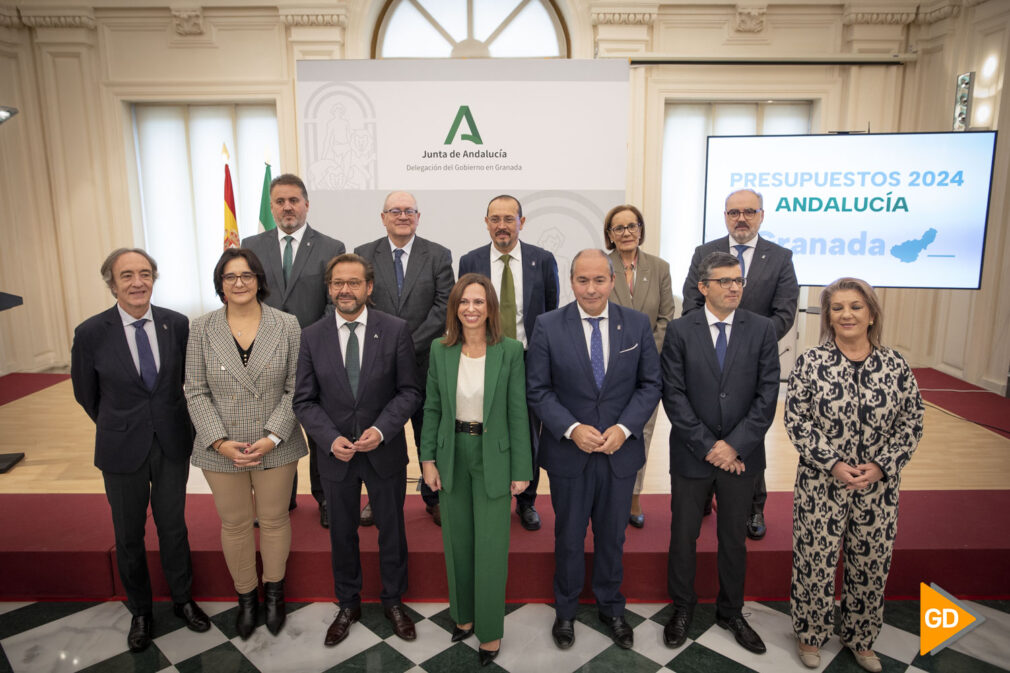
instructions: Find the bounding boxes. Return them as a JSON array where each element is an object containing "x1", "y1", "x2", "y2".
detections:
[
  {"x1": 118, "y1": 304, "x2": 154, "y2": 326},
  {"x1": 388, "y1": 235, "x2": 415, "y2": 256},
  {"x1": 576, "y1": 301, "x2": 610, "y2": 323},
  {"x1": 336, "y1": 306, "x2": 368, "y2": 331},
  {"x1": 704, "y1": 304, "x2": 735, "y2": 327},
  {"x1": 280, "y1": 223, "x2": 308, "y2": 244}
]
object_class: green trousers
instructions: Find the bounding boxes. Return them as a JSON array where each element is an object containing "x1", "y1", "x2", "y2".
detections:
[{"x1": 440, "y1": 432, "x2": 512, "y2": 643}]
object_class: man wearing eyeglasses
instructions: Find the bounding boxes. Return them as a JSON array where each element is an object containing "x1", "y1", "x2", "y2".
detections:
[
  {"x1": 355, "y1": 191, "x2": 455, "y2": 526},
  {"x1": 681, "y1": 189, "x2": 798, "y2": 539},
  {"x1": 458, "y1": 194, "x2": 559, "y2": 531},
  {"x1": 243, "y1": 173, "x2": 346, "y2": 528},
  {"x1": 661, "y1": 251, "x2": 780, "y2": 655}
]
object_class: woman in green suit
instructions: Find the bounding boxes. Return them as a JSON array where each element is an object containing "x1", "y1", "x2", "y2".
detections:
[{"x1": 421, "y1": 273, "x2": 532, "y2": 666}]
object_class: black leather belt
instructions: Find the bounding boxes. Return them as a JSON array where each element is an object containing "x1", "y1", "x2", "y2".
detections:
[{"x1": 455, "y1": 420, "x2": 483, "y2": 435}]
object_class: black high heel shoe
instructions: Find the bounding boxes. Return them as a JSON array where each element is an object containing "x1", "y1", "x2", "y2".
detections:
[
  {"x1": 478, "y1": 645, "x2": 500, "y2": 667},
  {"x1": 236, "y1": 588, "x2": 259, "y2": 639},
  {"x1": 263, "y1": 579, "x2": 286, "y2": 635},
  {"x1": 451, "y1": 625, "x2": 474, "y2": 642}
]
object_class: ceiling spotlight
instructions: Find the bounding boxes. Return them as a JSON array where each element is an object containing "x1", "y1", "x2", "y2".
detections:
[{"x1": 0, "y1": 106, "x2": 18, "y2": 124}]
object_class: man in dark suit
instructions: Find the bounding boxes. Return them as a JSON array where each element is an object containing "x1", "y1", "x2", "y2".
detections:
[
  {"x1": 681, "y1": 188, "x2": 798, "y2": 539},
  {"x1": 661, "y1": 251, "x2": 780, "y2": 655},
  {"x1": 71, "y1": 248, "x2": 210, "y2": 653},
  {"x1": 293, "y1": 253, "x2": 423, "y2": 647},
  {"x1": 243, "y1": 173, "x2": 345, "y2": 527},
  {"x1": 527, "y1": 249, "x2": 661, "y2": 651},
  {"x1": 458, "y1": 194, "x2": 559, "y2": 531},
  {"x1": 355, "y1": 191, "x2": 454, "y2": 526}
]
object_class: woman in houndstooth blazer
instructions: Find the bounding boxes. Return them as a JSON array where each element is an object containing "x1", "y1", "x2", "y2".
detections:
[{"x1": 185, "y1": 248, "x2": 307, "y2": 640}]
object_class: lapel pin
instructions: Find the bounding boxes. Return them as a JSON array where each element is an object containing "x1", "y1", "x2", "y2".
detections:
[
  {"x1": 532, "y1": 261, "x2": 536, "y2": 266},
  {"x1": 373, "y1": 333, "x2": 379, "y2": 339},
  {"x1": 162, "y1": 323, "x2": 168, "y2": 330},
  {"x1": 220, "y1": 365, "x2": 226, "y2": 371},
  {"x1": 617, "y1": 324, "x2": 622, "y2": 330}
]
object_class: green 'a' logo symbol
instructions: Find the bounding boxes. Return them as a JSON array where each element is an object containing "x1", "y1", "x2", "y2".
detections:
[{"x1": 444, "y1": 105, "x2": 483, "y2": 145}]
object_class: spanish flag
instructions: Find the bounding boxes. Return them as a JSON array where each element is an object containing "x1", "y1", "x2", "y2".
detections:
[{"x1": 223, "y1": 143, "x2": 240, "y2": 249}]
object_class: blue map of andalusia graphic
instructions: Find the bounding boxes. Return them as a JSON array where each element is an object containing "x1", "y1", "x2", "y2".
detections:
[{"x1": 891, "y1": 228, "x2": 938, "y2": 263}]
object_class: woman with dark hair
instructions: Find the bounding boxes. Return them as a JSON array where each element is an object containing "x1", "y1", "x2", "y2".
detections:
[
  {"x1": 420, "y1": 273, "x2": 532, "y2": 666},
  {"x1": 185, "y1": 247, "x2": 306, "y2": 640},
  {"x1": 786, "y1": 277, "x2": 924, "y2": 671},
  {"x1": 604, "y1": 204, "x2": 676, "y2": 527}
]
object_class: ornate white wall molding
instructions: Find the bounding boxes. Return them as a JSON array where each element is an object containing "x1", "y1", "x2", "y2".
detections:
[
  {"x1": 591, "y1": 12, "x2": 655, "y2": 26},
  {"x1": 0, "y1": 5, "x2": 22, "y2": 29},
  {"x1": 171, "y1": 7, "x2": 204, "y2": 35},
  {"x1": 735, "y1": 6, "x2": 767, "y2": 33},
  {"x1": 280, "y1": 10, "x2": 348, "y2": 27},
  {"x1": 842, "y1": 7, "x2": 916, "y2": 25},
  {"x1": 916, "y1": 0, "x2": 961, "y2": 23},
  {"x1": 19, "y1": 8, "x2": 95, "y2": 30}
]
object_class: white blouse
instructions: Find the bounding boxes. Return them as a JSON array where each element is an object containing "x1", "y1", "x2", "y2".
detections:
[{"x1": 455, "y1": 353, "x2": 485, "y2": 423}]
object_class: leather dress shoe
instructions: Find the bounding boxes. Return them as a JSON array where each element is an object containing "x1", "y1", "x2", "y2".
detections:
[
  {"x1": 360, "y1": 502, "x2": 374, "y2": 526},
  {"x1": 628, "y1": 512, "x2": 645, "y2": 528},
  {"x1": 663, "y1": 606, "x2": 693, "y2": 648},
  {"x1": 235, "y1": 588, "x2": 259, "y2": 640},
  {"x1": 324, "y1": 605, "x2": 361, "y2": 646},
  {"x1": 746, "y1": 512, "x2": 767, "y2": 540},
  {"x1": 263, "y1": 579, "x2": 286, "y2": 635},
  {"x1": 127, "y1": 614, "x2": 153, "y2": 652},
  {"x1": 319, "y1": 501, "x2": 329, "y2": 529},
  {"x1": 451, "y1": 625, "x2": 474, "y2": 642},
  {"x1": 173, "y1": 600, "x2": 210, "y2": 632},
  {"x1": 426, "y1": 503, "x2": 442, "y2": 527},
  {"x1": 478, "y1": 645, "x2": 500, "y2": 667},
  {"x1": 717, "y1": 615, "x2": 766, "y2": 654},
  {"x1": 599, "y1": 612, "x2": 634, "y2": 649},
  {"x1": 551, "y1": 617, "x2": 575, "y2": 649},
  {"x1": 517, "y1": 504, "x2": 541, "y2": 531},
  {"x1": 385, "y1": 604, "x2": 417, "y2": 640}
]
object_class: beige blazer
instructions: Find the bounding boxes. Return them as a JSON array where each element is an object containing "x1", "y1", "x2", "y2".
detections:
[
  {"x1": 608, "y1": 248, "x2": 676, "y2": 352},
  {"x1": 185, "y1": 304, "x2": 307, "y2": 472}
]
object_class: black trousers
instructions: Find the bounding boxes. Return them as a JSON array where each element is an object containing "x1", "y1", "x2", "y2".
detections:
[
  {"x1": 323, "y1": 454, "x2": 408, "y2": 608},
  {"x1": 668, "y1": 469, "x2": 756, "y2": 620},
  {"x1": 102, "y1": 437, "x2": 194, "y2": 615}
]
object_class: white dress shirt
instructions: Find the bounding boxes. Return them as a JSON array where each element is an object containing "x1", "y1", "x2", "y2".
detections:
[
  {"x1": 728, "y1": 235, "x2": 759, "y2": 279},
  {"x1": 389, "y1": 235, "x2": 416, "y2": 275},
  {"x1": 118, "y1": 304, "x2": 160, "y2": 375},
  {"x1": 334, "y1": 307, "x2": 382, "y2": 441},
  {"x1": 278, "y1": 222, "x2": 308, "y2": 260},
  {"x1": 489, "y1": 243, "x2": 526, "y2": 348},
  {"x1": 704, "y1": 305, "x2": 736, "y2": 347}
]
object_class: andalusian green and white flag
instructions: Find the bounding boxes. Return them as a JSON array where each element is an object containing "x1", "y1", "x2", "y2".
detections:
[{"x1": 258, "y1": 162, "x2": 274, "y2": 231}]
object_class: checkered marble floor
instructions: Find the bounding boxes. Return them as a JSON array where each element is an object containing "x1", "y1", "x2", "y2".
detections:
[{"x1": 1, "y1": 598, "x2": 1007, "y2": 673}]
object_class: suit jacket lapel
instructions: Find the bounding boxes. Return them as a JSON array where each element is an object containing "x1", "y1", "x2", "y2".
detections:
[
  {"x1": 355, "y1": 313, "x2": 382, "y2": 401},
  {"x1": 565, "y1": 304, "x2": 598, "y2": 393},
  {"x1": 608, "y1": 250, "x2": 632, "y2": 307},
  {"x1": 476, "y1": 244, "x2": 492, "y2": 277},
  {"x1": 399, "y1": 238, "x2": 426, "y2": 309},
  {"x1": 632, "y1": 252, "x2": 653, "y2": 313},
  {"x1": 284, "y1": 226, "x2": 316, "y2": 300},
  {"x1": 150, "y1": 306, "x2": 173, "y2": 392},
  {"x1": 482, "y1": 341, "x2": 503, "y2": 421},
  {"x1": 693, "y1": 313, "x2": 723, "y2": 381},
  {"x1": 443, "y1": 343, "x2": 460, "y2": 423},
  {"x1": 371, "y1": 238, "x2": 399, "y2": 309},
  {"x1": 720, "y1": 312, "x2": 745, "y2": 383},
  {"x1": 206, "y1": 309, "x2": 259, "y2": 397},
  {"x1": 519, "y1": 242, "x2": 536, "y2": 313},
  {"x1": 260, "y1": 230, "x2": 286, "y2": 298},
  {"x1": 318, "y1": 317, "x2": 354, "y2": 400},
  {"x1": 243, "y1": 307, "x2": 282, "y2": 384},
  {"x1": 599, "y1": 304, "x2": 623, "y2": 393},
  {"x1": 746, "y1": 237, "x2": 772, "y2": 288},
  {"x1": 106, "y1": 307, "x2": 144, "y2": 390}
]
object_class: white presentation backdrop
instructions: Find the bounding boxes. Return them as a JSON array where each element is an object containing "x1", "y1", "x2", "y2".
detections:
[
  {"x1": 296, "y1": 59, "x2": 629, "y2": 305},
  {"x1": 704, "y1": 132, "x2": 997, "y2": 289}
]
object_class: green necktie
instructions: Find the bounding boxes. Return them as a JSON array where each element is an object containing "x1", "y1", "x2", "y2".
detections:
[
  {"x1": 499, "y1": 254, "x2": 517, "y2": 339},
  {"x1": 345, "y1": 321, "x2": 360, "y2": 398},
  {"x1": 282, "y1": 235, "x2": 294, "y2": 284}
]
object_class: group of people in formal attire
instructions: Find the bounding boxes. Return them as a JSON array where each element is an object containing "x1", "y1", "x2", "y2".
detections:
[{"x1": 70, "y1": 176, "x2": 923, "y2": 671}]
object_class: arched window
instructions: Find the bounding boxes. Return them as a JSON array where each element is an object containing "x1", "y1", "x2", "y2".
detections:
[{"x1": 374, "y1": 0, "x2": 568, "y2": 58}]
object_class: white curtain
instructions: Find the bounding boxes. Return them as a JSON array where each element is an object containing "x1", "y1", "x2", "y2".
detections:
[{"x1": 132, "y1": 103, "x2": 280, "y2": 317}]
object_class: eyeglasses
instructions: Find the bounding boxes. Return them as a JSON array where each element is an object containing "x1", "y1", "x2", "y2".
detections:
[
  {"x1": 328, "y1": 279, "x2": 365, "y2": 290},
  {"x1": 222, "y1": 272, "x2": 256, "y2": 285},
  {"x1": 383, "y1": 208, "x2": 419, "y2": 217},
  {"x1": 725, "y1": 209, "x2": 762, "y2": 220},
  {"x1": 487, "y1": 216, "x2": 518, "y2": 225},
  {"x1": 609, "y1": 223, "x2": 640, "y2": 235},
  {"x1": 703, "y1": 277, "x2": 747, "y2": 288}
]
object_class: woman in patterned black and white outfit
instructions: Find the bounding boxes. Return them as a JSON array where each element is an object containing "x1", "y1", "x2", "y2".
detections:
[{"x1": 785, "y1": 277, "x2": 923, "y2": 672}]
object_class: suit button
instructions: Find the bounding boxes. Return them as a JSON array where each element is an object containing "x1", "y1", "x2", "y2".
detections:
[{"x1": 720, "y1": 392, "x2": 727, "y2": 399}]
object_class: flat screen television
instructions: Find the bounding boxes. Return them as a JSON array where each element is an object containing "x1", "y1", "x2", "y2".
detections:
[{"x1": 703, "y1": 131, "x2": 997, "y2": 289}]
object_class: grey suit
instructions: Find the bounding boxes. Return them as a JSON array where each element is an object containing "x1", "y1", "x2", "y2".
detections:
[
  {"x1": 355, "y1": 235, "x2": 454, "y2": 507},
  {"x1": 243, "y1": 225, "x2": 344, "y2": 505}
]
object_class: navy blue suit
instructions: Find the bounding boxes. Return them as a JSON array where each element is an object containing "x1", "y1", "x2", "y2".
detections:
[
  {"x1": 661, "y1": 308, "x2": 779, "y2": 618},
  {"x1": 459, "y1": 240, "x2": 559, "y2": 508},
  {"x1": 527, "y1": 301, "x2": 661, "y2": 619},
  {"x1": 293, "y1": 309, "x2": 422, "y2": 607}
]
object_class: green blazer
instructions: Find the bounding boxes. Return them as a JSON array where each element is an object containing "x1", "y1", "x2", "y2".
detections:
[{"x1": 420, "y1": 337, "x2": 533, "y2": 499}]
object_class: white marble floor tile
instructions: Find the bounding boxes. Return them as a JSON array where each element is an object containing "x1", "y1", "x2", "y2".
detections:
[
  {"x1": 695, "y1": 602, "x2": 843, "y2": 673},
  {"x1": 1, "y1": 602, "x2": 131, "y2": 673},
  {"x1": 405, "y1": 601, "x2": 449, "y2": 619},
  {"x1": 232, "y1": 602, "x2": 379, "y2": 673},
  {"x1": 491, "y1": 603, "x2": 613, "y2": 673},
  {"x1": 633, "y1": 616, "x2": 682, "y2": 665},
  {"x1": 949, "y1": 600, "x2": 1010, "y2": 669},
  {"x1": 871, "y1": 622, "x2": 920, "y2": 664},
  {"x1": 195, "y1": 601, "x2": 235, "y2": 618},
  {"x1": 628, "y1": 603, "x2": 669, "y2": 619},
  {"x1": 156, "y1": 667, "x2": 180, "y2": 673},
  {"x1": 0, "y1": 603, "x2": 31, "y2": 617},
  {"x1": 384, "y1": 616, "x2": 462, "y2": 664},
  {"x1": 154, "y1": 622, "x2": 228, "y2": 664}
]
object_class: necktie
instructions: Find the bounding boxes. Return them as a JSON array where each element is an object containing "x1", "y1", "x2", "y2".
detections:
[
  {"x1": 733, "y1": 244, "x2": 748, "y2": 278},
  {"x1": 345, "y1": 321, "x2": 360, "y2": 398},
  {"x1": 587, "y1": 317, "x2": 605, "y2": 389},
  {"x1": 393, "y1": 248, "x2": 405, "y2": 296},
  {"x1": 132, "y1": 319, "x2": 158, "y2": 390},
  {"x1": 715, "y1": 322, "x2": 728, "y2": 371},
  {"x1": 283, "y1": 235, "x2": 294, "y2": 284},
  {"x1": 499, "y1": 254, "x2": 517, "y2": 339}
]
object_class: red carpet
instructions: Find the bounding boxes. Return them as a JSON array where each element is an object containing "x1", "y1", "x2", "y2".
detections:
[
  {"x1": 913, "y1": 367, "x2": 1010, "y2": 439},
  {"x1": 0, "y1": 373, "x2": 70, "y2": 406},
  {"x1": 2, "y1": 491, "x2": 1007, "y2": 602}
]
